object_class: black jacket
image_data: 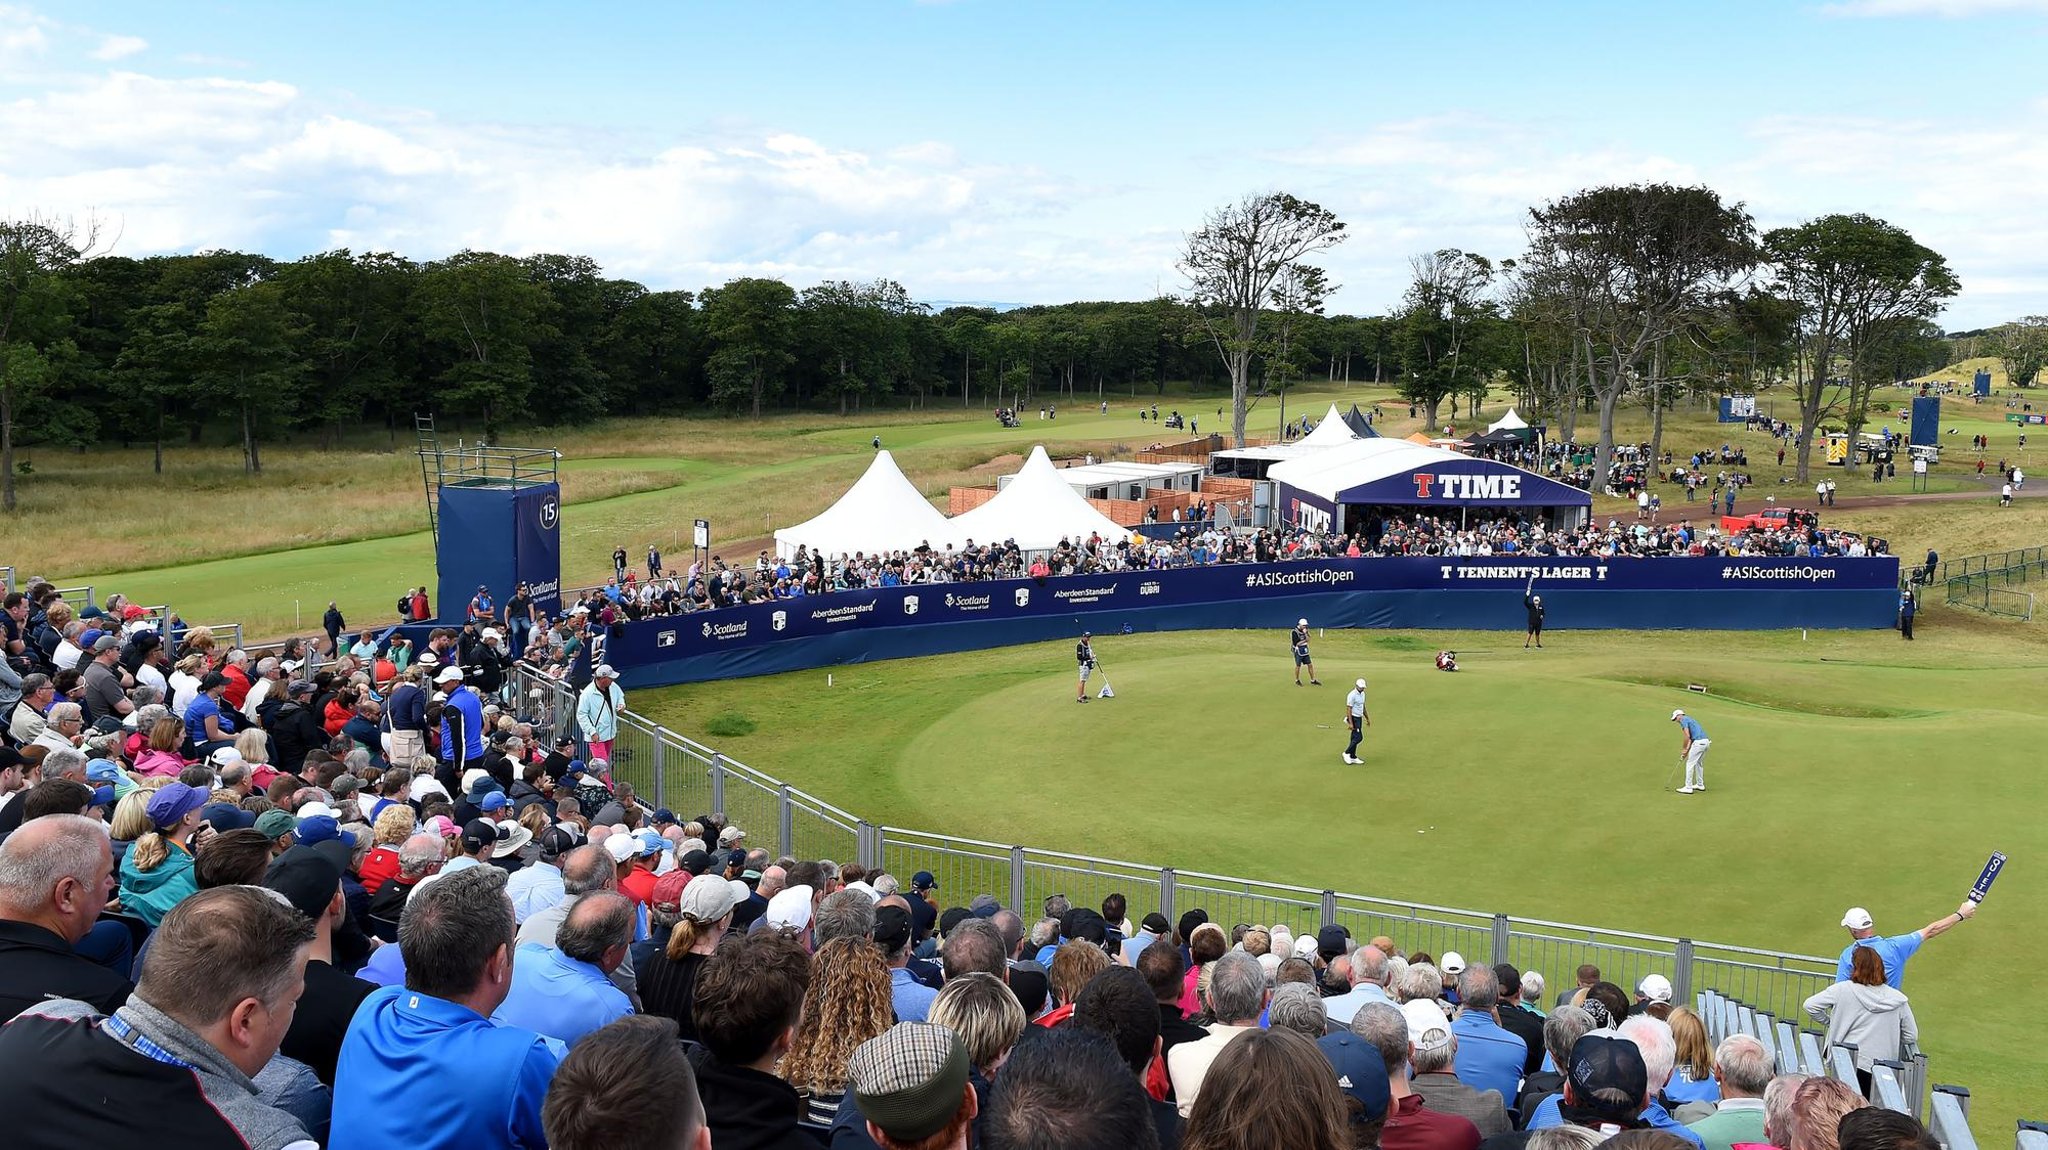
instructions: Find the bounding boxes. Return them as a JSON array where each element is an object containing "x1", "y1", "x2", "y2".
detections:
[
  {"x1": 0, "y1": 920, "x2": 131, "y2": 1023},
  {"x1": 264, "y1": 700, "x2": 326, "y2": 775},
  {"x1": 1494, "y1": 1003, "x2": 1546, "y2": 1077},
  {"x1": 690, "y1": 1052, "x2": 814, "y2": 1150}
]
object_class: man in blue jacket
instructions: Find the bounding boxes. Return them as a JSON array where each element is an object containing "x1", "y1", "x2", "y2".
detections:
[{"x1": 331, "y1": 867, "x2": 561, "y2": 1150}]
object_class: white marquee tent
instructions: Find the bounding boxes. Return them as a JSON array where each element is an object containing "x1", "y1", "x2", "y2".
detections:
[
  {"x1": 1297, "y1": 403, "x2": 1361, "y2": 449},
  {"x1": 940, "y1": 445, "x2": 1133, "y2": 550},
  {"x1": 773, "y1": 450, "x2": 953, "y2": 559},
  {"x1": 1487, "y1": 408, "x2": 1530, "y2": 434}
]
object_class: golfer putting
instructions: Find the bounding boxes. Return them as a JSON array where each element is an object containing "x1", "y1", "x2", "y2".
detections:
[
  {"x1": 1342, "y1": 678, "x2": 1370, "y2": 764},
  {"x1": 1672, "y1": 708, "x2": 1710, "y2": 793}
]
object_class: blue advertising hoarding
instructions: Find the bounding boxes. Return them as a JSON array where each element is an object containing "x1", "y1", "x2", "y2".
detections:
[
  {"x1": 604, "y1": 555, "x2": 1900, "y2": 687},
  {"x1": 436, "y1": 482, "x2": 562, "y2": 623},
  {"x1": 1332, "y1": 461, "x2": 1591, "y2": 508}
]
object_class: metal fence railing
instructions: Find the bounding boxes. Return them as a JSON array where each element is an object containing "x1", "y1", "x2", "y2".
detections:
[
  {"x1": 1937, "y1": 545, "x2": 2048, "y2": 586},
  {"x1": 1945, "y1": 576, "x2": 2036, "y2": 620},
  {"x1": 509, "y1": 661, "x2": 2032, "y2": 1142}
]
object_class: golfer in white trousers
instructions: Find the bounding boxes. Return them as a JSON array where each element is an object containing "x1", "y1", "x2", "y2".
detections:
[{"x1": 1672, "y1": 708, "x2": 1710, "y2": 794}]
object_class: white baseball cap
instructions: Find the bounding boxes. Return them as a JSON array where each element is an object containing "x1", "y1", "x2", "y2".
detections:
[
  {"x1": 1298, "y1": 618, "x2": 1308, "y2": 627},
  {"x1": 435, "y1": 666, "x2": 464, "y2": 684},
  {"x1": 1841, "y1": 907, "x2": 1874, "y2": 930},
  {"x1": 1671, "y1": 709, "x2": 1685, "y2": 720},
  {"x1": 1440, "y1": 950, "x2": 1467, "y2": 975},
  {"x1": 594, "y1": 664, "x2": 618, "y2": 679},
  {"x1": 602, "y1": 833, "x2": 639, "y2": 864},
  {"x1": 1355, "y1": 678, "x2": 1366, "y2": 689},
  {"x1": 1401, "y1": 999, "x2": 1453, "y2": 1053},
  {"x1": 1639, "y1": 973, "x2": 1674, "y2": 1004}
]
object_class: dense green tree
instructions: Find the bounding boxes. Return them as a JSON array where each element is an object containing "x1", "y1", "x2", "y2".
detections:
[
  {"x1": 193, "y1": 281, "x2": 305, "y2": 473},
  {"x1": 1765, "y1": 213, "x2": 1958, "y2": 480},
  {"x1": 701, "y1": 276, "x2": 797, "y2": 418},
  {"x1": 416, "y1": 251, "x2": 550, "y2": 440}
]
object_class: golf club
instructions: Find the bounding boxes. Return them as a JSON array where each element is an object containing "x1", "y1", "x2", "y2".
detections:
[{"x1": 1667, "y1": 756, "x2": 1686, "y2": 791}]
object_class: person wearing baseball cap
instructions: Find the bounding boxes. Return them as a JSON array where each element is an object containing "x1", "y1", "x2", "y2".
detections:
[
  {"x1": 1291, "y1": 617, "x2": 1320, "y2": 686},
  {"x1": 116, "y1": 781, "x2": 209, "y2": 927},
  {"x1": 1835, "y1": 899, "x2": 1976, "y2": 989},
  {"x1": 577, "y1": 666, "x2": 624, "y2": 769},
  {"x1": 507, "y1": 828, "x2": 579, "y2": 922},
  {"x1": 1671, "y1": 709, "x2": 1710, "y2": 795},
  {"x1": 1343, "y1": 677, "x2": 1370, "y2": 765},
  {"x1": 438, "y1": 661, "x2": 487, "y2": 785},
  {"x1": 847, "y1": 1022, "x2": 976, "y2": 1150},
  {"x1": 254, "y1": 808, "x2": 298, "y2": 856},
  {"x1": 264, "y1": 845, "x2": 374, "y2": 1084},
  {"x1": 1399, "y1": 996, "x2": 1511, "y2": 1137},
  {"x1": 1557, "y1": 1032, "x2": 1651, "y2": 1134},
  {"x1": 1075, "y1": 631, "x2": 1096, "y2": 703}
]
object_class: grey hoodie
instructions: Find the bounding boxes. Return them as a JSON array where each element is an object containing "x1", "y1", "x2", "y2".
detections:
[{"x1": 1803, "y1": 981, "x2": 1919, "y2": 1069}]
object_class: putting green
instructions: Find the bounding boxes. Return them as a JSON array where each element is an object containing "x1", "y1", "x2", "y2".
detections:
[{"x1": 636, "y1": 624, "x2": 2047, "y2": 1133}]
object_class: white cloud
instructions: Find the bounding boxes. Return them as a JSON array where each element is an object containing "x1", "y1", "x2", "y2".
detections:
[
  {"x1": 91, "y1": 33, "x2": 145, "y2": 60},
  {"x1": 1821, "y1": 0, "x2": 2048, "y2": 16}
]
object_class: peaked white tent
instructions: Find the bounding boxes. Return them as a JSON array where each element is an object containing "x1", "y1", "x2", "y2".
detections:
[
  {"x1": 1297, "y1": 403, "x2": 1360, "y2": 449},
  {"x1": 774, "y1": 450, "x2": 952, "y2": 559},
  {"x1": 1487, "y1": 408, "x2": 1530, "y2": 434},
  {"x1": 941, "y1": 445, "x2": 1133, "y2": 550}
]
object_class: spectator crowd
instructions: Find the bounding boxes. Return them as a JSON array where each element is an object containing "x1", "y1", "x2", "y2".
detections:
[{"x1": 0, "y1": 574, "x2": 1971, "y2": 1150}]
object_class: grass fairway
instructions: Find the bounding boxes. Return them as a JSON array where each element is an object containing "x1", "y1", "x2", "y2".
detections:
[
  {"x1": 45, "y1": 377, "x2": 2048, "y2": 639},
  {"x1": 634, "y1": 620, "x2": 2046, "y2": 1133}
]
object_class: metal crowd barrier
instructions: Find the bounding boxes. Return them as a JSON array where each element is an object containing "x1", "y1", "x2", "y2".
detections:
[{"x1": 512, "y1": 661, "x2": 2031, "y2": 1143}]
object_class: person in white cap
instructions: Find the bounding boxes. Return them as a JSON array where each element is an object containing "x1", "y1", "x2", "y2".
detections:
[
  {"x1": 1343, "y1": 678, "x2": 1370, "y2": 765},
  {"x1": 577, "y1": 665, "x2": 624, "y2": 766},
  {"x1": 1290, "y1": 618, "x2": 1320, "y2": 686},
  {"x1": 1834, "y1": 899, "x2": 1975, "y2": 989},
  {"x1": 437, "y1": 664, "x2": 486, "y2": 783},
  {"x1": 1671, "y1": 709, "x2": 1709, "y2": 794},
  {"x1": 1634, "y1": 973, "x2": 1674, "y2": 1020}
]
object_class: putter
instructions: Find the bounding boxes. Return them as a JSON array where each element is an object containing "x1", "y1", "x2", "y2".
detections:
[{"x1": 1668, "y1": 757, "x2": 1686, "y2": 791}]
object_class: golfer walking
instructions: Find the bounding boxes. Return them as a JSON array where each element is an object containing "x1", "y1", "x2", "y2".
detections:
[
  {"x1": 1291, "y1": 618, "x2": 1320, "y2": 686},
  {"x1": 1075, "y1": 632, "x2": 1096, "y2": 703},
  {"x1": 1523, "y1": 576, "x2": 1545, "y2": 649},
  {"x1": 1672, "y1": 708, "x2": 1710, "y2": 794},
  {"x1": 1342, "y1": 678, "x2": 1370, "y2": 765}
]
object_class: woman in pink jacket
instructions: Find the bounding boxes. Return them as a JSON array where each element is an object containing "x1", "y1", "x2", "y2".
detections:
[{"x1": 131, "y1": 716, "x2": 190, "y2": 778}]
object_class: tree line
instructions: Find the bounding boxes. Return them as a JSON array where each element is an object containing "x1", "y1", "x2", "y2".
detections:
[{"x1": 0, "y1": 185, "x2": 2010, "y2": 511}]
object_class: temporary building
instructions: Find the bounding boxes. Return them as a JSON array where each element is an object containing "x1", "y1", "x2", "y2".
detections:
[
  {"x1": 942, "y1": 445, "x2": 1134, "y2": 550},
  {"x1": 1210, "y1": 404, "x2": 1360, "y2": 479},
  {"x1": 1487, "y1": 408, "x2": 1530, "y2": 433},
  {"x1": 1343, "y1": 404, "x2": 1380, "y2": 438},
  {"x1": 773, "y1": 450, "x2": 953, "y2": 559},
  {"x1": 1268, "y1": 437, "x2": 1589, "y2": 534}
]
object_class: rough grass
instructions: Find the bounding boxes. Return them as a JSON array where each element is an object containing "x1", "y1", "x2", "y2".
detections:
[
  {"x1": 632, "y1": 624, "x2": 2048, "y2": 1136},
  {"x1": 21, "y1": 380, "x2": 2048, "y2": 639}
]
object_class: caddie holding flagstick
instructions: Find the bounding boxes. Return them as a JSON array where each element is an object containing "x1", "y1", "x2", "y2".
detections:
[{"x1": 1075, "y1": 631, "x2": 1096, "y2": 704}]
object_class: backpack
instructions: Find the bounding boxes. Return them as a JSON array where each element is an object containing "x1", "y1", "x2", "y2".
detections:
[{"x1": 398, "y1": 594, "x2": 412, "y2": 618}]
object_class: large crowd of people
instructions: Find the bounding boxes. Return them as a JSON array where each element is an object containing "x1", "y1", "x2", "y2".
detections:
[{"x1": 0, "y1": 572, "x2": 1985, "y2": 1149}]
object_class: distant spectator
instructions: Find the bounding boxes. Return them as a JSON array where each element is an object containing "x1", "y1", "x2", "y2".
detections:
[
  {"x1": 876, "y1": 904, "x2": 937, "y2": 1023},
  {"x1": 638, "y1": 872, "x2": 738, "y2": 1042},
  {"x1": 690, "y1": 927, "x2": 813, "y2": 1150},
  {"x1": 1558, "y1": 964, "x2": 1601, "y2": 1008},
  {"x1": 1636, "y1": 974, "x2": 1675, "y2": 1020},
  {"x1": 1072, "y1": 965, "x2": 1177, "y2": 1150},
  {"x1": 1802, "y1": 946, "x2": 1918, "y2": 1095},
  {"x1": 1490, "y1": 962, "x2": 1546, "y2": 1075},
  {"x1": 1138, "y1": 938, "x2": 1207, "y2": 1065},
  {"x1": 929, "y1": 970, "x2": 1025, "y2": 1083},
  {"x1": 983, "y1": 1027, "x2": 1159, "y2": 1150},
  {"x1": 0, "y1": 885, "x2": 318, "y2": 1150},
  {"x1": 1682, "y1": 1035, "x2": 1771, "y2": 1150},
  {"x1": 1324, "y1": 943, "x2": 1395, "y2": 1026},
  {"x1": 1269, "y1": 982, "x2": 1330, "y2": 1040}
]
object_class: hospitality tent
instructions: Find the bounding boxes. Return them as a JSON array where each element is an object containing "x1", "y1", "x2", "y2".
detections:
[
  {"x1": 1487, "y1": 408, "x2": 1530, "y2": 433},
  {"x1": 1343, "y1": 404, "x2": 1380, "y2": 438},
  {"x1": 941, "y1": 445, "x2": 1134, "y2": 550},
  {"x1": 1268, "y1": 437, "x2": 1589, "y2": 534},
  {"x1": 1210, "y1": 404, "x2": 1359, "y2": 479},
  {"x1": 773, "y1": 450, "x2": 953, "y2": 559},
  {"x1": 1296, "y1": 404, "x2": 1360, "y2": 448}
]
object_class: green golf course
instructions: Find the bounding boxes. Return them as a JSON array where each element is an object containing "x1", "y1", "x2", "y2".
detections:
[{"x1": 631, "y1": 623, "x2": 2045, "y2": 1132}]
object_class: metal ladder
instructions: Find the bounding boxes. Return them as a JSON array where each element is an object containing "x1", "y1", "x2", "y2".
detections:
[{"x1": 415, "y1": 413, "x2": 444, "y2": 543}]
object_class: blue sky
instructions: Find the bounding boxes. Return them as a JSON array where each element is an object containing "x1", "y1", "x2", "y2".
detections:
[{"x1": 6, "y1": 0, "x2": 2048, "y2": 325}]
